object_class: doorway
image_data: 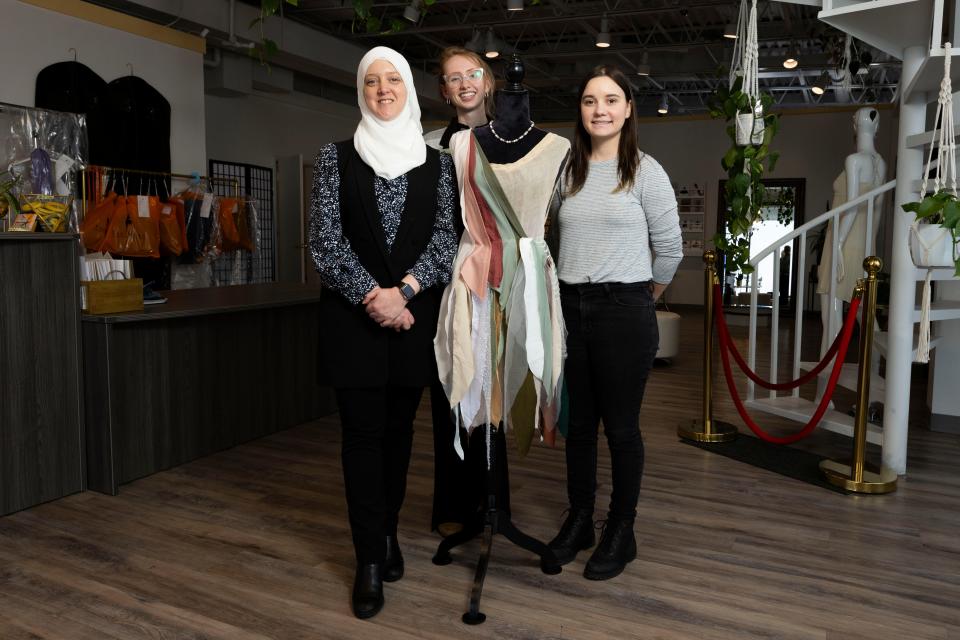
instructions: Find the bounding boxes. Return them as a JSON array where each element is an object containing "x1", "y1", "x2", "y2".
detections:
[{"x1": 716, "y1": 178, "x2": 806, "y2": 311}]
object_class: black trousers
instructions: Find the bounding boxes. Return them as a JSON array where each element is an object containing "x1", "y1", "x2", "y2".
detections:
[
  {"x1": 335, "y1": 385, "x2": 424, "y2": 564},
  {"x1": 559, "y1": 281, "x2": 659, "y2": 522}
]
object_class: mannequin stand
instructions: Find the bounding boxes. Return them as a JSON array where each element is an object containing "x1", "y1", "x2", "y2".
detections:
[{"x1": 432, "y1": 423, "x2": 561, "y2": 625}]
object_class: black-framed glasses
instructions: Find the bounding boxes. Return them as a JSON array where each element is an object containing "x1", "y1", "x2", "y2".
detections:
[{"x1": 442, "y1": 68, "x2": 484, "y2": 87}]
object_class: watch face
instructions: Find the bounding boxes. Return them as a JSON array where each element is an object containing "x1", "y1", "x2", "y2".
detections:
[{"x1": 400, "y1": 283, "x2": 415, "y2": 300}]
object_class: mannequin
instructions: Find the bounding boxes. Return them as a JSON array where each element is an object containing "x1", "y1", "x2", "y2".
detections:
[
  {"x1": 433, "y1": 55, "x2": 569, "y2": 598},
  {"x1": 816, "y1": 107, "x2": 886, "y2": 397},
  {"x1": 472, "y1": 55, "x2": 547, "y2": 162},
  {"x1": 436, "y1": 53, "x2": 569, "y2": 450}
]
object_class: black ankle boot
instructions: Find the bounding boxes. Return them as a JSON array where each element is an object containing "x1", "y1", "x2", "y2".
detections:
[
  {"x1": 352, "y1": 563, "x2": 384, "y2": 619},
  {"x1": 383, "y1": 535, "x2": 404, "y2": 582},
  {"x1": 584, "y1": 518, "x2": 637, "y2": 580},
  {"x1": 547, "y1": 508, "x2": 595, "y2": 565}
]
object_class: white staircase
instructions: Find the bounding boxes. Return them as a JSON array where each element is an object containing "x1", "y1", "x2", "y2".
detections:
[{"x1": 748, "y1": 0, "x2": 960, "y2": 474}]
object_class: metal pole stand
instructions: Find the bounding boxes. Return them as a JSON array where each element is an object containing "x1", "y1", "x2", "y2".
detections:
[
  {"x1": 820, "y1": 257, "x2": 898, "y2": 494},
  {"x1": 432, "y1": 424, "x2": 561, "y2": 625},
  {"x1": 679, "y1": 250, "x2": 739, "y2": 442}
]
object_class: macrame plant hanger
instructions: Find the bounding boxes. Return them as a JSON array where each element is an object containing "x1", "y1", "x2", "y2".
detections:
[
  {"x1": 915, "y1": 42, "x2": 958, "y2": 362},
  {"x1": 733, "y1": 0, "x2": 763, "y2": 147}
]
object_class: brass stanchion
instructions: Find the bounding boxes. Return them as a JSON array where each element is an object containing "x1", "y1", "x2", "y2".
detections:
[
  {"x1": 678, "y1": 250, "x2": 738, "y2": 442},
  {"x1": 820, "y1": 257, "x2": 898, "y2": 494}
]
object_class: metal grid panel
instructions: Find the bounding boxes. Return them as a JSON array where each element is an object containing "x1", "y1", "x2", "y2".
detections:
[{"x1": 208, "y1": 160, "x2": 276, "y2": 284}]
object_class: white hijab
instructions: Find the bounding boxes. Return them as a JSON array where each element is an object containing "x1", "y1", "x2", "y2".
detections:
[{"x1": 353, "y1": 46, "x2": 426, "y2": 180}]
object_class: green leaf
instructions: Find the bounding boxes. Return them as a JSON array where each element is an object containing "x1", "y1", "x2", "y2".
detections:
[
  {"x1": 388, "y1": 18, "x2": 406, "y2": 32},
  {"x1": 732, "y1": 173, "x2": 750, "y2": 193},
  {"x1": 767, "y1": 151, "x2": 779, "y2": 173},
  {"x1": 740, "y1": 264, "x2": 755, "y2": 275},
  {"x1": 365, "y1": 15, "x2": 382, "y2": 32},
  {"x1": 918, "y1": 196, "x2": 945, "y2": 218},
  {"x1": 901, "y1": 201, "x2": 921, "y2": 214},
  {"x1": 722, "y1": 146, "x2": 739, "y2": 171},
  {"x1": 261, "y1": 0, "x2": 281, "y2": 17},
  {"x1": 943, "y1": 199, "x2": 960, "y2": 229},
  {"x1": 262, "y1": 38, "x2": 279, "y2": 57},
  {"x1": 285, "y1": 0, "x2": 299, "y2": 5}
]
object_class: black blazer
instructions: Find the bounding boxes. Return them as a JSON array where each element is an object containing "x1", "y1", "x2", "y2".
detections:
[{"x1": 316, "y1": 141, "x2": 445, "y2": 388}]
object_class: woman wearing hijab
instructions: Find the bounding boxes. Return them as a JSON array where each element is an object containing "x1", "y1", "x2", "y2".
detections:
[{"x1": 309, "y1": 46, "x2": 457, "y2": 620}]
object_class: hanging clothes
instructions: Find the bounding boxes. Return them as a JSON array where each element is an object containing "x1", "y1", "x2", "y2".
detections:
[
  {"x1": 435, "y1": 130, "x2": 569, "y2": 457},
  {"x1": 34, "y1": 61, "x2": 109, "y2": 165}
]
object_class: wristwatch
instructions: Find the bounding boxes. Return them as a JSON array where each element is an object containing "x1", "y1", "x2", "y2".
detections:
[{"x1": 398, "y1": 282, "x2": 417, "y2": 302}]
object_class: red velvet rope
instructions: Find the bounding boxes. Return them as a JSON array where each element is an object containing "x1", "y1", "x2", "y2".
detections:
[
  {"x1": 713, "y1": 284, "x2": 861, "y2": 444},
  {"x1": 713, "y1": 285, "x2": 861, "y2": 390}
]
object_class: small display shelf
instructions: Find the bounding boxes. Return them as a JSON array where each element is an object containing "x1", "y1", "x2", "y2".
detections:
[{"x1": 675, "y1": 183, "x2": 705, "y2": 256}]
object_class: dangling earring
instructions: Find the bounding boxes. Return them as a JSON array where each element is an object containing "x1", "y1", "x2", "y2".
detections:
[{"x1": 445, "y1": 98, "x2": 451, "y2": 105}]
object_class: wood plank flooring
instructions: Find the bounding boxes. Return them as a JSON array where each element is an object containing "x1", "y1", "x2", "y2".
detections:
[{"x1": 1, "y1": 308, "x2": 958, "y2": 639}]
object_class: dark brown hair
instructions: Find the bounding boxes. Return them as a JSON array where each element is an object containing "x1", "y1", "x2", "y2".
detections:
[
  {"x1": 566, "y1": 65, "x2": 641, "y2": 196},
  {"x1": 437, "y1": 46, "x2": 496, "y2": 118}
]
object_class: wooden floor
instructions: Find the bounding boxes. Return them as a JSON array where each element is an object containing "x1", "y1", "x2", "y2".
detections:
[{"x1": 2, "y1": 309, "x2": 959, "y2": 639}]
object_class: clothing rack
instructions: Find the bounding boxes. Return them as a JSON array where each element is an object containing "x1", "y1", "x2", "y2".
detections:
[{"x1": 79, "y1": 164, "x2": 241, "y2": 216}]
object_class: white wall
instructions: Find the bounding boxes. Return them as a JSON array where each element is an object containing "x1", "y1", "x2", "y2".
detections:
[
  {"x1": 0, "y1": 0, "x2": 206, "y2": 173},
  {"x1": 205, "y1": 92, "x2": 359, "y2": 170}
]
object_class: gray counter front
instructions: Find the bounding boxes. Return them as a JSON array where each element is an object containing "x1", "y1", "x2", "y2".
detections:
[{"x1": 82, "y1": 283, "x2": 335, "y2": 495}]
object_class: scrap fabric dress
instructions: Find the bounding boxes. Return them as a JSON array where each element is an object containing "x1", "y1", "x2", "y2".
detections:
[{"x1": 435, "y1": 130, "x2": 570, "y2": 458}]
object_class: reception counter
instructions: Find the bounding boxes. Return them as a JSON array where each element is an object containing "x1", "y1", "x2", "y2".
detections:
[
  {"x1": 0, "y1": 233, "x2": 84, "y2": 515},
  {"x1": 82, "y1": 283, "x2": 334, "y2": 495}
]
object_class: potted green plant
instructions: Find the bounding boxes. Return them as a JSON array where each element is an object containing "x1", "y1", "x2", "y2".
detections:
[
  {"x1": 901, "y1": 191, "x2": 960, "y2": 276},
  {"x1": 708, "y1": 77, "x2": 780, "y2": 275}
]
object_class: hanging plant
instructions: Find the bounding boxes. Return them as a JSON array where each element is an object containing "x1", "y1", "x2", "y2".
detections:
[
  {"x1": 708, "y1": 77, "x2": 780, "y2": 275},
  {"x1": 901, "y1": 191, "x2": 960, "y2": 275}
]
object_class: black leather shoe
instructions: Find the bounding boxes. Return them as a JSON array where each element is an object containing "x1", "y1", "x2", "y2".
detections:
[
  {"x1": 584, "y1": 518, "x2": 637, "y2": 581},
  {"x1": 383, "y1": 535, "x2": 404, "y2": 582},
  {"x1": 547, "y1": 508, "x2": 595, "y2": 565},
  {"x1": 352, "y1": 563, "x2": 384, "y2": 619}
]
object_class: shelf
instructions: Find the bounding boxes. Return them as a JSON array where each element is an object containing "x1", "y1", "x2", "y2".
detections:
[
  {"x1": 745, "y1": 396, "x2": 883, "y2": 444},
  {"x1": 902, "y1": 48, "x2": 960, "y2": 103},
  {"x1": 819, "y1": 0, "x2": 932, "y2": 59},
  {"x1": 912, "y1": 300, "x2": 960, "y2": 322},
  {"x1": 905, "y1": 125, "x2": 960, "y2": 150}
]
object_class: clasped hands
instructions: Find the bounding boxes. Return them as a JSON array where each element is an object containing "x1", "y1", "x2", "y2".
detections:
[{"x1": 363, "y1": 286, "x2": 415, "y2": 332}]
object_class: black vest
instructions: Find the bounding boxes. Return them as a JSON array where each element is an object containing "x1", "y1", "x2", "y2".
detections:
[{"x1": 316, "y1": 142, "x2": 443, "y2": 387}]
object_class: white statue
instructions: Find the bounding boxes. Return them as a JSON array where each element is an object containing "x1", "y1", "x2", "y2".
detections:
[{"x1": 816, "y1": 107, "x2": 886, "y2": 398}]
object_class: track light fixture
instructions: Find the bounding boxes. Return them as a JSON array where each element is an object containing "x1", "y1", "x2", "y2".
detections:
[
  {"x1": 636, "y1": 51, "x2": 650, "y2": 76},
  {"x1": 723, "y1": 23, "x2": 737, "y2": 39},
  {"x1": 484, "y1": 28, "x2": 500, "y2": 59},
  {"x1": 783, "y1": 45, "x2": 799, "y2": 69},
  {"x1": 465, "y1": 29, "x2": 484, "y2": 53},
  {"x1": 402, "y1": 0, "x2": 420, "y2": 23},
  {"x1": 507, "y1": 0, "x2": 524, "y2": 10},
  {"x1": 658, "y1": 93, "x2": 669, "y2": 114},
  {"x1": 596, "y1": 16, "x2": 611, "y2": 48},
  {"x1": 811, "y1": 71, "x2": 830, "y2": 95}
]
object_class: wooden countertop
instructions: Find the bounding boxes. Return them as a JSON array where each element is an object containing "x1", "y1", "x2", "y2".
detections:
[{"x1": 81, "y1": 282, "x2": 325, "y2": 324}]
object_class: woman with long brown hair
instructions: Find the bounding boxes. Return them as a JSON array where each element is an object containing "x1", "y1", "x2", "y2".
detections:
[{"x1": 547, "y1": 65, "x2": 682, "y2": 580}]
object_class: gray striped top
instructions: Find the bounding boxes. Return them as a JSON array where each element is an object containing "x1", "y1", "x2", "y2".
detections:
[{"x1": 557, "y1": 154, "x2": 682, "y2": 285}]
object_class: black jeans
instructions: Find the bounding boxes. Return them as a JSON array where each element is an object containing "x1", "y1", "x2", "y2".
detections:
[
  {"x1": 560, "y1": 281, "x2": 659, "y2": 522},
  {"x1": 335, "y1": 385, "x2": 424, "y2": 564}
]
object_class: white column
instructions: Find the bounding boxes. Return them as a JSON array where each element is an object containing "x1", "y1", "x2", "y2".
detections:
[{"x1": 884, "y1": 45, "x2": 928, "y2": 474}]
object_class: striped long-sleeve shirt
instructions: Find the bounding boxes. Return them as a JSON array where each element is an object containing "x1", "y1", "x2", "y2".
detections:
[{"x1": 557, "y1": 153, "x2": 682, "y2": 285}]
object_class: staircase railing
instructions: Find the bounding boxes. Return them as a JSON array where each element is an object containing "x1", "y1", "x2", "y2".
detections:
[{"x1": 743, "y1": 179, "x2": 897, "y2": 402}]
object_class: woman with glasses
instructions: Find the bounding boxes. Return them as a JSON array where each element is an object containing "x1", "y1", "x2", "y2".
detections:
[
  {"x1": 424, "y1": 47, "x2": 495, "y2": 538},
  {"x1": 424, "y1": 47, "x2": 495, "y2": 151}
]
